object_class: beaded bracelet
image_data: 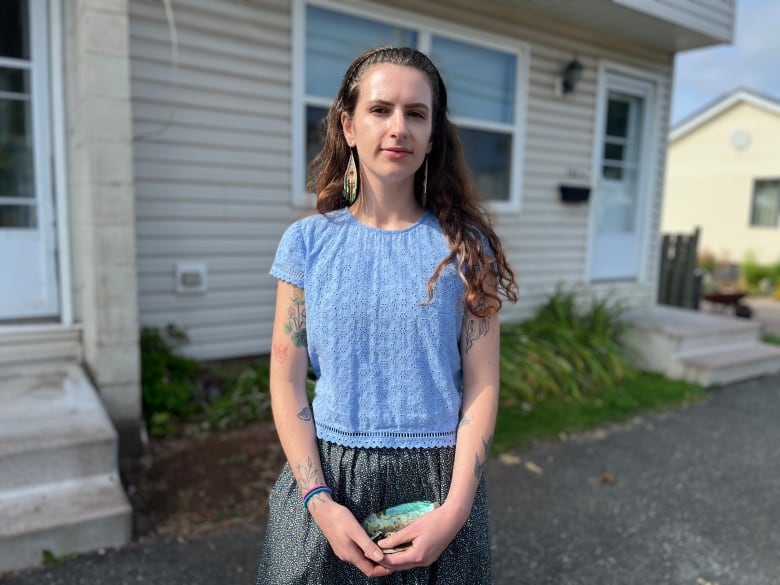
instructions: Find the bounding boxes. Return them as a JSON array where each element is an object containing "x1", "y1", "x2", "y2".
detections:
[{"x1": 302, "y1": 485, "x2": 332, "y2": 511}]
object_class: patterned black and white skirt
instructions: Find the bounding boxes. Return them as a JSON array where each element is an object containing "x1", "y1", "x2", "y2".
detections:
[{"x1": 256, "y1": 440, "x2": 491, "y2": 584}]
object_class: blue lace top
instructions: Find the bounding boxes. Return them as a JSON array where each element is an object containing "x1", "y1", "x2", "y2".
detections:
[{"x1": 270, "y1": 208, "x2": 465, "y2": 448}]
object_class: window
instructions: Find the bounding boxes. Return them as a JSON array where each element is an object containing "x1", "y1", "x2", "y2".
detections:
[
  {"x1": 750, "y1": 179, "x2": 780, "y2": 227},
  {"x1": 295, "y1": 2, "x2": 528, "y2": 208},
  {"x1": 0, "y1": 0, "x2": 36, "y2": 228}
]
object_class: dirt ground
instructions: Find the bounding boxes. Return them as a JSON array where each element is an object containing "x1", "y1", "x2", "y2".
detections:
[{"x1": 120, "y1": 420, "x2": 287, "y2": 542}]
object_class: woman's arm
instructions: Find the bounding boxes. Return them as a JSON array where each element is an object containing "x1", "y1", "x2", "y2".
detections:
[
  {"x1": 379, "y1": 295, "x2": 500, "y2": 569},
  {"x1": 269, "y1": 281, "x2": 390, "y2": 577}
]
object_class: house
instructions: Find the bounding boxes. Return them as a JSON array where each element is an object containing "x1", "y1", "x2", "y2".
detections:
[
  {"x1": 663, "y1": 89, "x2": 780, "y2": 266},
  {"x1": 0, "y1": 0, "x2": 736, "y2": 572}
]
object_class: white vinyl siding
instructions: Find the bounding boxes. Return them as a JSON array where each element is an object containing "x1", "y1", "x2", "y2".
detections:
[
  {"x1": 377, "y1": 0, "x2": 673, "y2": 318},
  {"x1": 129, "y1": 0, "x2": 292, "y2": 359},
  {"x1": 127, "y1": 0, "x2": 677, "y2": 360},
  {"x1": 615, "y1": 0, "x2": 735, "y2": 42}
]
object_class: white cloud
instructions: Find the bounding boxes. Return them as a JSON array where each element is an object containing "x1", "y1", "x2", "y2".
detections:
[{"x1": 671, "y1": 0, "x2": 780, "y2": 124}]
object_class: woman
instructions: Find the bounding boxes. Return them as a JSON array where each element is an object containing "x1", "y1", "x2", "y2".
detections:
[{"x1": 257, "y1": 46, "x2": 517, "y2": 584}]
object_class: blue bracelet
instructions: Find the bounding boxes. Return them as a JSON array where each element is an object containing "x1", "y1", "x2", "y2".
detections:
[{"x1": 302, "y1": 486, "x2": 332, "y2": 511}]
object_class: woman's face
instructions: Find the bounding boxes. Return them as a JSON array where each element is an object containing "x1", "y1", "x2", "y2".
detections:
[{"x1": 341, "y1": 63, "x2": 433, "y2": 195}]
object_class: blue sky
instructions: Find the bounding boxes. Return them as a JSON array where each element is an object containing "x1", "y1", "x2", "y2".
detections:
[{"x1": 671, "y1": 0, "x2": 780, "y2": 125}]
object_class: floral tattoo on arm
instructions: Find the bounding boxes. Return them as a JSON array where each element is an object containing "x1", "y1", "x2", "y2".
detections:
[
  {"x1": 473, "y1": 435, "x2": 493, "y2": 479},
  {"x1": 297, "y1": 456, "x2": 328, "y2": 511},
  {"x1": 284, "y1": 286, "x2": 307, "y2": 348},
  {"x1": 463, "y1": 299, "x2": 490, "y2": 354}
]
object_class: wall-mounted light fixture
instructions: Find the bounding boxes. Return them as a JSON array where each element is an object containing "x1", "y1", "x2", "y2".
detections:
[{"x1": 560, "y1": 58, "x2": 584, "y2": 95}]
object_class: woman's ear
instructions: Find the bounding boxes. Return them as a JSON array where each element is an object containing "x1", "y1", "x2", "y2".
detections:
[{"x1": 341, "y1": 111, "x2": 354, "y2": 147}]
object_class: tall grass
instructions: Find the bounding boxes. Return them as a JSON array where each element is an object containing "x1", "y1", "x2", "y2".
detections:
[{"x1": 500, "y1": 288, "x2": 637, "y2": 404}]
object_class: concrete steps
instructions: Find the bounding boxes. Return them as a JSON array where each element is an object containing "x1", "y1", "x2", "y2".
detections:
[
  {"x1": 0, "y1": 363, "x2": 131, "y2": 574},
  {"x1": 622, "y1": 305, "x2": 780, "y2": 386}
]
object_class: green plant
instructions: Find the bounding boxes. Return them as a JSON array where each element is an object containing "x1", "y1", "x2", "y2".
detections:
[
  {"x1": 763, "y1": 333, "x2": 780, "y2": 346},
  {"x1": 140, "y1": 325, "x2": 201, "y2": 435},
  {"x1": 500, "y1": 287, "x2": 636, "y2": 404},
  {"x1": 697, "y1": 250, "x2": 717, "y2": 274},
  {"x1": 42, "y1": 549, "x2": 79, "y2": 567},
  {"x1": 205, "y1": 361, "x2": 272, "y2": 431},
  {"x1": 741, "y1": 251, "x2": 771, "y2": 290}
]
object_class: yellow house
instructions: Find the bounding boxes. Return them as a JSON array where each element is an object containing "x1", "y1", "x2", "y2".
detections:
[{"x1": 663, "y1": 89, "x2": 780, "y2": 265}]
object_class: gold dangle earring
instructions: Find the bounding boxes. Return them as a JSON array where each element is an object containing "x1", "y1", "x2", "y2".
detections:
[
  {"x1": 421, "y1": 155, "x2": 429, "y2": 207},
  {"x1": 343, "y1": 148, "x2": 358, "y2": 205}
]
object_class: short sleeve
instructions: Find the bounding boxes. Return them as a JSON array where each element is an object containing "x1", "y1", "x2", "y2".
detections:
[{"x1": 270, "y1": 221, "x2": 305, "y2": 288}]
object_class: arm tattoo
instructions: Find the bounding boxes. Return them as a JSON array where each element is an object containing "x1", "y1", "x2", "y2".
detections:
[
  {"x1": 295, "y1": 456, "x2": 322, "y2": 492},
  {"x1": 296, "y1": 406, "x2": 312, "y2": 421},
  {"x1": 463, "y1": 300, "x2": 490, "y2": 354},
  {"x1": 284, "y1": 286, "x2": 307, "y2": 348},
  {"x1": 272, "y1": 343, "x2": 289, "y2": 364},
  {"x1": 473, "y1": 435, "x2": 493, "y2": 479},
  {"x1": 458, "y1": 416, "x2": 471, "y2": 428}
]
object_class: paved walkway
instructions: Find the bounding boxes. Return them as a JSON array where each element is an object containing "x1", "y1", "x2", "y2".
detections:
[
  {"x1": 744, "y1": 296, "x2": 780, "y2": 336},
  {"x1": 2, "y1": 375, "x2": 779, "y2": 584}
]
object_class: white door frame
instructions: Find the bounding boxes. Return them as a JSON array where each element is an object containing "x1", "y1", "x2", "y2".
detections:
[{"x1": 585, "y1": 61, "x2": 663, "y2": 284}]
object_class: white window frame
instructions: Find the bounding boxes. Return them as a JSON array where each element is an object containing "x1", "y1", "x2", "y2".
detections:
[{"x1": 291, "y1": 0, "x2": 529, "y2": 213}]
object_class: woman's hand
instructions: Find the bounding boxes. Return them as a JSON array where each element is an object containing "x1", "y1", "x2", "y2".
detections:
[
  {"x1": 310, "y1": 498, "x2": 393, "y2": 578},
  {"x1": 376, "y1": 503, "x2": 467, "y2": 571}
]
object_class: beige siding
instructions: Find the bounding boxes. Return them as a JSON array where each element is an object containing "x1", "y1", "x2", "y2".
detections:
[
  {"x1": 129, "y1": 0, "x2": 293, "y2": 359},
  {"x1": 663, "y1": 101, "x2": 780, "y2": 265}
]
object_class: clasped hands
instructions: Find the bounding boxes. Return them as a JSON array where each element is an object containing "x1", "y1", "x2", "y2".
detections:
[{"x1": 311, "y1": 498, "x2": 464, "y2": 577}]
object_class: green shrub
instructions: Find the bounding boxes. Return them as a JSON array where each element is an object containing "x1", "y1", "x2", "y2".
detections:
[
  {"x1": 205, "y1": 361, "x2": 272, "y2": 431},
  {"x1": 741, "y1": 251, "x2": 771, "y2": 289},
  {"x1": 500, "y1": 287, "x2": 636, "y2": 404},
  {"x1": 140, "y1": 325, "x2": 201, "y2": 435}
]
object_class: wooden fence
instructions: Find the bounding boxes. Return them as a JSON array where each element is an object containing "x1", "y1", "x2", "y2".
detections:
[{"x1": 658, "y1": 227, "x2": 701, "y2": 309}]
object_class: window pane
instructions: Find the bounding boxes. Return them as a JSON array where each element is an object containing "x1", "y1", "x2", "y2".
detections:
[
  {"x1": 603, "y1": 164, "x2": 623, "y2": 181},
  {"x1": 603, "y1": 142, "x2": 624, "y2": 163},
  {"x1": 606, "y1": 98, "x2": 630, "y2": 138},
  {"x1": 460, "y1": 128, "x2": 511, "y2": 201},
  {"x1": 431, "y1": 37, "x2": 516, "y2": 124},
  {"x1": 306, "y1": 6, "x2": 417, "y2": 98},
  {"x1": 305, "y1": 105, "x2": 329, "y2": 178},
  {"x1": 0, "y1": 203, "x2": 36, "y2": 228},
  {"x1": 751, "y1": 180, "x2": 780, "y2": 227},
  {"x1": 0, "y1": 98, "x2": 35, "y2": 199},
  {"x1": 0, "y1": 0, "x2": 29, "y2": 60},
  {"x1": 0, "y1": 68, "x2": 28, "y2": 94}
]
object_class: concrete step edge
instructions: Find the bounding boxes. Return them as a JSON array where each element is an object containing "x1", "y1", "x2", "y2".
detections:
[{"x1": 0, "y1": 474, "x2": 131, "y2": 538}]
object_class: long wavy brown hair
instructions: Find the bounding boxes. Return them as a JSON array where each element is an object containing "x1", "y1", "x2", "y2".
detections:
[{"x1": 309, "y1": 46, "x2": 517, "y2": 317}]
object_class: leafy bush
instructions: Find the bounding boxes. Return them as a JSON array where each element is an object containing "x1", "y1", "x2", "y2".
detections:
[
  {"x1": 741, "y1": 251, "x2": 771, "y2": 290},
  {"x1": 500, "y1": 287, "x2": 637, "y2": 404},
  {"x1": 205, "y1": 361, "x2": 272, "y2": 432},
  {"x1": 140, "y1": 325, "x2": 202, "y2": 435}
]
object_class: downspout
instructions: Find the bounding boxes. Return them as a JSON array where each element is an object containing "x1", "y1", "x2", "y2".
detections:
[{"x1": 49, "y1": 0, "x2": 74, "y2": 326}]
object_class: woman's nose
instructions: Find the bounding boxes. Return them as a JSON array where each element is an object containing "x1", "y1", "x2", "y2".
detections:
[{"x1": 389, "y1": 110, "x2": 407, "y2": 137}]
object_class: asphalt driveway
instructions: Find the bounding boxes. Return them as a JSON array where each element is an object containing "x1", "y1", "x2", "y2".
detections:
[{"x1": 3, "y1": 374, "x2": 779, "y2": 584}]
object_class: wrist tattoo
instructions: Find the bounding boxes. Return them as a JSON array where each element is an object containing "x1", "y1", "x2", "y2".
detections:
[
  {"x1": 296, "y1": 456, "x2": 322, "y2": 492},
  {"x1": 285, "y1": 286, "x2": 307, "y2": 348},
  {"x1": 297, "y1": 406, "x2": 312, "y2": 421}
]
